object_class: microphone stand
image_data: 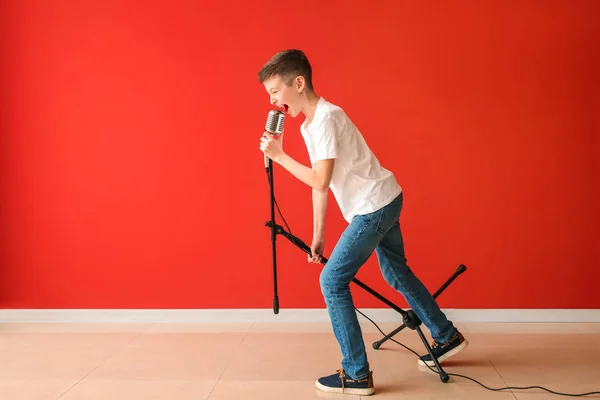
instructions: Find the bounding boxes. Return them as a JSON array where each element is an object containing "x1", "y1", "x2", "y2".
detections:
[
  {"x1": 266, "y1": 157, "x2": 279, "y2": 314},
  {"x1": 264, "y1": 159, "x2": 468, "y2": 383}
]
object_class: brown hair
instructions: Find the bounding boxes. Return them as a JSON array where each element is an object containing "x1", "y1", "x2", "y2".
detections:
[{"x1": 257, "y1": 49, "x2": 313, "y2": 91}]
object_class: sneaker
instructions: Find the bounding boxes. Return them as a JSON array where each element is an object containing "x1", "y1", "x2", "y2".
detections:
[
  {"x1": 315, "y1": 368, "x2": 375, "y2": 396},
  {"x1": 418, "y1": 330, "x2": 468, "y2": 367}
]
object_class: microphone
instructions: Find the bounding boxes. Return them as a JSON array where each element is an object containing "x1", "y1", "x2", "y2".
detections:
[{"x1": 264, "y1": 109, "x2": 286, "y2": 168}]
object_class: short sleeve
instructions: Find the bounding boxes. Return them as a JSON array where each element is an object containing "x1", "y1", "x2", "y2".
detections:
[
  {"x1": 300, "y1": 126, "x2": 316, "y2": 164},
  {"x1": 312, "y1": 117, "x2": 339, "y2": 161}
]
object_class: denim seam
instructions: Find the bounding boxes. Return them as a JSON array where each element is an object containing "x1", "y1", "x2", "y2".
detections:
[
  {"x1": 331, "y1": 214, "x2": 373, "y2": 379},
  {"x1": 375, "y1": 207, "x2": 387, "y2": 234},
  {"x1": 335, "y1": 214, "x2": 372, "y2": 277},
  {"x1": 378, "y1": 245, "x2": 436, "y2": 329}
]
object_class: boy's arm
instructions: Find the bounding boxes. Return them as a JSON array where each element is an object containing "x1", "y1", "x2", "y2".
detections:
[
  {"x1": 312, "y1": 165, "x2": 328, "y2": 239},
  {"x1": 311, "y1": 163, "x2": 328, "y2": 263},
  {"x1": 275, "y1": 154, "x2": 335, "y2": 192},
  {"x1": 261, "y1": 132, "x2": 334, "y2": 191}
]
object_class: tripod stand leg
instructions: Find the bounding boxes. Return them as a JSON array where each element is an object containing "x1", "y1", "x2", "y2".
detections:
[
  {"x1": 415, "y1": 325, "x2": 450, "y2": 382},
  {"x1": 372, "y1": 324, "x2": 405, "y2": 349},
  {"x1": 264, "y1": 223, "x2": 453, "y2": 382},
  {"x1": 372, "y1": 264, "x2": 466, "y2": 349},
  {"x1": 265, "y1": 223, "x2": 413, "y2": 318}
]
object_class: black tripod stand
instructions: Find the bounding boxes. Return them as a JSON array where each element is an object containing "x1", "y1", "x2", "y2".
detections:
[
  {"x1": 264, "y1": 159, "x2": 464, "y2": 383},
  {"x1": 372, "y1": 264, "x2": 467, "y2": 350}
]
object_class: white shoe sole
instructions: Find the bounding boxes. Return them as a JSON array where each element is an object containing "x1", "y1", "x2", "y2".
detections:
[
  {"x1": 315, "y1": 380, "x2": 375, "y2": 396},
  {"x1": 418, "y1": 339, "x2": 469, "y2": 367}
]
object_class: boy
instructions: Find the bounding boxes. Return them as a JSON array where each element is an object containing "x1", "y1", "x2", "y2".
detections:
[{"x1": 257, "y1": 49, "x2": 468, "y2": 396}]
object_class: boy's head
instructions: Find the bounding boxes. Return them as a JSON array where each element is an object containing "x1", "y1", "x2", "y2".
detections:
[{"x1": 258, "y1": 49, "x2": 314, "y2": 118}]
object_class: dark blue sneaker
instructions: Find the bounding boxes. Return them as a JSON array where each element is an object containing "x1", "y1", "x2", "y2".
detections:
[
  {"x1": 315, "y1": 368, "x2": 375, "y2": 396},
  {"x1": 418, "y1": 330, "x2": 468, "y2": 367}
]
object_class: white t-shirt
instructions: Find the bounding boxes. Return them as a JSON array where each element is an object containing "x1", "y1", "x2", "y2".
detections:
[{"x1": 300, "y1": 97, "x2": 402, "y2": 222}]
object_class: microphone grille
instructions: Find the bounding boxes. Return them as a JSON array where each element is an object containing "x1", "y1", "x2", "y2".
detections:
[{"x1": 265, "y1": 109, "x2": 286, "y2": 135}]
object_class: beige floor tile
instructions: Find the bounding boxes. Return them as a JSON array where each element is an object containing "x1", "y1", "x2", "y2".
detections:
[
  {"x1": 219, "y1": 343, "x2": 343, "y2": 381},
  {"x1": 461, "y1": 332, "x2": 600, "y2": 350},
  {"x1": 207, "y1": 380, "x2": 360, "y2": 400},
  {"x1": 362, "y1": 329, "x2": 431, "y2": 351},
  {"x1": 488, "y1": 345, "x2": 600, "y2": 385},
  {"x1": 461, "y1": 322, "x2": 581, "y2": 334},
  {"x1": 365, "y1": 341, "x2": 509, "y2": 387},
  {"x1": 0, "y1": 333, "x2": 140, "y2": 349},
  {"x1": 248, "y1": 320, "x2": 464, "y2": 335},
  {"x1": 85, "y1": 345, "x2": 236, "y2": 381},
  {"x1": 0, "y1": 345, "x2": 118, "y2": 380},
  {"x1": 250, "y1": 322, "x2": 334, "y2": 333},
  {"x1": 223, "y1": 327, "x2": 507, "y2": 386},
  {"x1": 0, "y1": 380, "x2": 77, "y2": 400},
  {"x1": 359, "y1": 381, "x2": 517, "y2": 399},
  {"x1": 1, "y1": 322, "x2": 598, "y2": 400},
  {"x1": 145, "y1": 322, "x2": 253, "y2": 333},
  {"x1": 246, "y1": 322, "x2": 446, "y2": 351},
  {"x1": 359, "y1": 321, "x2": 472, "y2": 351},
  {"x1": 240, "y1": 331, "x2": 339, "y2": 347},
  {"x1": 358, "y1": 320, "x2": 472, "y2": 336},
  {"x1": 0, "y1": 323, "x2": 151, "y2": 334},
  {"x1": 511, "y1": 383, "x2": 600, "y2": 399},
  {"x1": 59, "y1": 380, "x2": 218, "y2": 400},
  {"x1": 574, "y1": 323, "x2": 600, "y2": 333},
  {"x1": 129, "y1": 332, "x2": 247, "y2": 347}
]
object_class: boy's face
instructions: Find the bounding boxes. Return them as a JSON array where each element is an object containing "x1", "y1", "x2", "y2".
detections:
[{"x1": 263, "y1": 75, "x2": 302, "y2": 118}]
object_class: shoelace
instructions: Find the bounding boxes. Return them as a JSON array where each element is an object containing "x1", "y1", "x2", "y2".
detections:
[
  {"x1": 337, "y1": 368, "x2": 346, "y2": 391},
  {"x1": 337, "y1": 367, "x2": 369, "y2": 392},
  {"x1": 430, "y1": 340, "x2": 451, "y2": 352},
  {"x1": 431, "y1": 333, "x2": 458, "y2": 351}
]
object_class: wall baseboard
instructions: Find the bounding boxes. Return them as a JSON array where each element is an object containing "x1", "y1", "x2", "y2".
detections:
[{"x1": 0, "y1": 309, "x2": 599, "y2": 323}]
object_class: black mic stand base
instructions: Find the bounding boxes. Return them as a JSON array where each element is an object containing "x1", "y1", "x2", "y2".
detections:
[
  {"x1": 372, "y1": 264, "x2": 467, "y2": 349},
  {"x1": 264, "y1": 221, "x2": 467, "y2": 383}
]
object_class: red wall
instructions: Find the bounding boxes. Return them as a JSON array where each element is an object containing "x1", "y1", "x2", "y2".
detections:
[{"x1": 1, "y1": 0, "x2": 598, "y2": 309}]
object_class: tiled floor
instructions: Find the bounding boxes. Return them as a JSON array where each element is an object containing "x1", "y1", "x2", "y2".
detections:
[{"x1": 0, "y1": 321, "x2": 599, "y2": 399}]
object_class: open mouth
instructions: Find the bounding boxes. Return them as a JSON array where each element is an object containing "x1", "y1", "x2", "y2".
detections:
[{"x1": 283, "y1": 104, "x2": 289, "y2": 113}]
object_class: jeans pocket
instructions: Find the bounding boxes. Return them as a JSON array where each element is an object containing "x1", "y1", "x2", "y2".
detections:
[
  {"x1": 375, "y1": 208, "x2": 389, "y2": 235},
  {"x1": 375, "y1": 196, "x2": 402, "y2": 235}
]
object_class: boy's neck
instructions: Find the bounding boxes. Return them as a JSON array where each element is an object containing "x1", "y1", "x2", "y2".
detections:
[{"x1": 302, "y1": 91, "x2": 321, "y2": 124}]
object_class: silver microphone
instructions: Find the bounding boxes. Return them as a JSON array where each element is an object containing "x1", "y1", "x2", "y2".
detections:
[{"x1": 264, "y1": 109, "x2": 286, "y2": 168}]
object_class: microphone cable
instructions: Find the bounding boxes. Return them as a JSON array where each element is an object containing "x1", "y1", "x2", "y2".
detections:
[
  {"x1": 355, "y1": 309, "x2": 600, "y2": 397},
  {"x1": 264, "y1": 169, "x2": 600, "y2": 397},
  {"x1": 264, "y1": 166, "x2": 303, "y2": 250}
]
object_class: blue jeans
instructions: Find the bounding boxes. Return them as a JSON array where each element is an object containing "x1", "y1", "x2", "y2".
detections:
[{"x1": 319, "y1": 192, "x2": 456, "y2": 380}]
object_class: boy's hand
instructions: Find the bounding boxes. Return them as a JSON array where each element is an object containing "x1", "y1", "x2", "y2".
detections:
[
  {"x1": 260, "y1": 132, "x2": 284, "y2": 162},
  {"x1": 309, "y1": 237, "x2": 325, "y2": 264}
]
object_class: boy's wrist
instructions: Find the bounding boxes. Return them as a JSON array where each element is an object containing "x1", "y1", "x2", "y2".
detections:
[{"x1": 274, "y1": 151, "x2": 288, "y2": 164}]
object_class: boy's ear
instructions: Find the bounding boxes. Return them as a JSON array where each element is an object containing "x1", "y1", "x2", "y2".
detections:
[{"x1": 295, "y1": 76, "x2": 305, "y2": 93}]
